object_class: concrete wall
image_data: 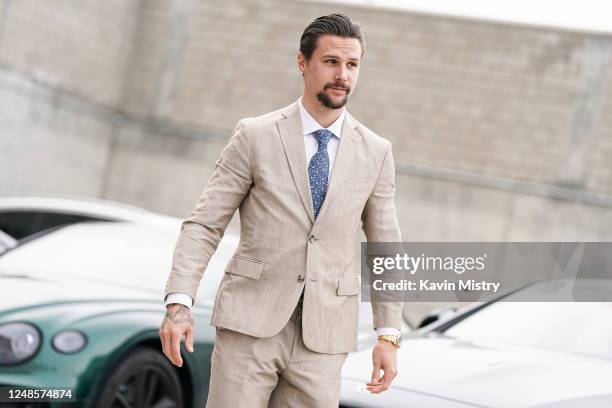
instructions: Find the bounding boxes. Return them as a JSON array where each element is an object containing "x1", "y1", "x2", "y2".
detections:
[
  {"x1": 1, "y1": 0, "x2": 612, "y2": 241},
  {"x1": 0, "y1": 0, "x2": 139, "y2": 195}
]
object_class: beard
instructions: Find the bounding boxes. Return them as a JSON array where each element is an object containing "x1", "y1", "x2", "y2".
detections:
[{"x1": 317, "y1": 83, "x2": 351, "y2": 109}]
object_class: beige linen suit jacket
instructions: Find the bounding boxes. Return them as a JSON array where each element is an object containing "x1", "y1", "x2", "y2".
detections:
[{"x1": 164, "y1": 100, "x2": 402, "y2": 354}]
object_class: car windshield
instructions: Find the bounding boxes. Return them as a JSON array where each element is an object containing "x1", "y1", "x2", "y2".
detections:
[
  {"x1": 0, "y1": 221, "x2": 236, "y2": 302},
  {"x1": 0, "y1": 228, "x2": 17, "y2": 254},
  {"x1": 443, "y1": 281, "x2": 612, "y2": 359}
]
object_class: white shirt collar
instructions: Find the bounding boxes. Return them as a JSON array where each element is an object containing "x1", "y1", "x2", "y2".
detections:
[{"x1": 298, "y1": 97, "x2": 346, "y2": 138}]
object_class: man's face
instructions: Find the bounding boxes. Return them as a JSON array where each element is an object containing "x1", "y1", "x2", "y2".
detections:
[{"x1": 298, "y1": 35, "x2": 362, "y2": 110}]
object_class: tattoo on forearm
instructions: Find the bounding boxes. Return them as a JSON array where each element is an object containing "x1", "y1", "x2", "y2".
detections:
[{"x1": 162, "y1": 305, "x2": 194, "y2": 329}]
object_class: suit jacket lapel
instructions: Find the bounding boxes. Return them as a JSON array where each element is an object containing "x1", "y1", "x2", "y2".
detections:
[
  {"x1": 315, "y1": 113, "x2": 359, "y2": 222},
  {"x1": 277, "y1": 102, "x2": 315, "y2": 224}
]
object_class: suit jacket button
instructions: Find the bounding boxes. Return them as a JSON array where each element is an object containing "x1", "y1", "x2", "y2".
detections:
[
  {"x1": 309, "y1": 235, "x2": 318, "y2": 243},
  {"x1": 297, "y1": 275, "x2": 305, "y2": 282}
]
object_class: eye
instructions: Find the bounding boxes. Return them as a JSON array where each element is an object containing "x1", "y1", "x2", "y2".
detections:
[
  {"x1": 325, "y1": 59, "x2": 337, "y2": 65},
  {"x1": 348, "y1": 62, "x2": 358, "y2": 68}
]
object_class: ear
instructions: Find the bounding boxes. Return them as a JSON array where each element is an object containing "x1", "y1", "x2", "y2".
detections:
[{"x1": 297, "y1": 52, "x2": 307, "y2": 74}]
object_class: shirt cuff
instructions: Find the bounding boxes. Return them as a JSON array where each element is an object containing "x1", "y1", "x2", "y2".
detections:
[
  {"x1": 164, "y1": 292, "x2": 193, "y2": 308},
  {"x1": 376, "y1": 327, "x2": 401, "y2": 336}
]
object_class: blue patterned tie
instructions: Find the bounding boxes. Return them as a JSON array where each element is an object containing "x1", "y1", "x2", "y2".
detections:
[{"x1": 309, "y1": 129, "x2": 333, "y2": 219}]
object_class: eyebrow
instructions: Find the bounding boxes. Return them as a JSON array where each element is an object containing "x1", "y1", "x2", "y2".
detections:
[{"x1": 321, "y1": 54, "x2": 360, "y2": 62}]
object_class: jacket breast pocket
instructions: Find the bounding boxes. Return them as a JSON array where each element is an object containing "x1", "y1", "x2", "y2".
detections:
[
  {"x1": 225, "y1": 255, "x2": 265, "y2": 280},
  {"x1": 337, "y1": 276, "x2": 361, "y2": 296}
]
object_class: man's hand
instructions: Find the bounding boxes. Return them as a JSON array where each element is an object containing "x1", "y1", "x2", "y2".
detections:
[
  {"x1": 159, "y1": 304, "x2": 195, "y2": 367},
  {"x1": 366, "y1": 339, "x2": 398, "y2": 393}
]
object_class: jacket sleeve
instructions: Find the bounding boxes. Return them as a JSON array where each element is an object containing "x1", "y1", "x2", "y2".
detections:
[
  {"x1": 164, "y1": 120, "x2": 253, "y2": 303},
  {"x1": 361, "y1": 141, "x2": 404, "y2": 330}
]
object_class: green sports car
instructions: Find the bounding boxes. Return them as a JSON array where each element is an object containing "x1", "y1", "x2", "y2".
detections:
[{"x1": 0, "y1": 219, "x2": 238, "y2": 408}]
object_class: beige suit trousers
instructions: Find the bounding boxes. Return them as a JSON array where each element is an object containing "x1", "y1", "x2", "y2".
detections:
[{"x1": 205, "y1": 301, "x2": 348, "y2": 407}]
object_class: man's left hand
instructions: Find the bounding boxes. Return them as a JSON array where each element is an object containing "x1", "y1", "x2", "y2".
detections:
[{"x1": 366, "y1": 339, "x2": 398, "y2": 393}]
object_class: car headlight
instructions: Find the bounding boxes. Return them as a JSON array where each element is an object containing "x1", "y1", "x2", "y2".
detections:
[
  {"x1": 52, "y1": 330, "x2": 87, "y2": 354},
  {"x1": 0, "y1": 322, "x2": 42, "y2": 365}
]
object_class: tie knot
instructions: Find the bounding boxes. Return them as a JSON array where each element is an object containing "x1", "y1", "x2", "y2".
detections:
[{"x1": 314, "y1": 129, "x2": 333, "y2": 147}]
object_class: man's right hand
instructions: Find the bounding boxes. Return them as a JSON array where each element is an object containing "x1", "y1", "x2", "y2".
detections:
[{"x1": 159, "y1": 303, "x2": 195, "y2": 367}]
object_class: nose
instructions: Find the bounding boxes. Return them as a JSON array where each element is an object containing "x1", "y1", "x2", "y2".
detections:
[{"x1": 335, "y1": 65, "x2": 348, "y2": 82}]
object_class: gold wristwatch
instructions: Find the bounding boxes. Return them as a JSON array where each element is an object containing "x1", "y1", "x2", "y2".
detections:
[{"x1": 377, "y1": 334, "x2": 400, "y2": 348}]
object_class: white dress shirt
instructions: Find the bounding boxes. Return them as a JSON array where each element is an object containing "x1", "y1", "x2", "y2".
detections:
[{"x1": 166, "y1": 97, "x2": 400, "y2": 337}]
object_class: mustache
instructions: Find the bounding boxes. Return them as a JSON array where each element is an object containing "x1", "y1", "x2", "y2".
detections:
[{"x1": 325, "y1": 83, "x2": 350, "y2": 92}]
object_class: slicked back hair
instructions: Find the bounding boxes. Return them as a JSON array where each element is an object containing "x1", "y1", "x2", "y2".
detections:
[{"x1": 299, "y1": 13, "x2": 365, "y2": 61}]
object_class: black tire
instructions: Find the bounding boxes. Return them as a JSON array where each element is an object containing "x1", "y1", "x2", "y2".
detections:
[{"x1": 94, "y1": 347, "x2": 184, "y2": 408}]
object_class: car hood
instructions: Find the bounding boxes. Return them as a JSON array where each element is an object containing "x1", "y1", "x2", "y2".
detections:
[
  {"x1": 342, "y1": 335, "x2": 612, "y2": 408},
  {"x1": 0, "y1": 272, "x2": 158, "y2": 308}
]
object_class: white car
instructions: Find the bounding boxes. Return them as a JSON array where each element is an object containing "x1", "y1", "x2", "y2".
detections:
[
  {"x1": 0, "y1": 194, "x2": 178, "y2": 240},
  {"x1": 340, "y1": 279, "x2": 612, "y2": 408}
]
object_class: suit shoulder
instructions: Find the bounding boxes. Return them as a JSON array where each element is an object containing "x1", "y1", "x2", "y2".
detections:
[
  {"x1": 225, "y1": 105, "x2": 288, "y2": 146},
  {"x1": 351, "y1": 116, "x2": 392, "y2": 151}
]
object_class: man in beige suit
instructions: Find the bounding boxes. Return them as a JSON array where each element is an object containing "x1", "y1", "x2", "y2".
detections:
[{"x1": 160, "y1": 13, "x2": 403, "y2": 407}]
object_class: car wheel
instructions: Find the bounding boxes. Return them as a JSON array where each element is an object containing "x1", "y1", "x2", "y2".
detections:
[{"x1": 95, "y1": 346, "x2": 184, "y2": 408}]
